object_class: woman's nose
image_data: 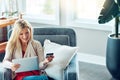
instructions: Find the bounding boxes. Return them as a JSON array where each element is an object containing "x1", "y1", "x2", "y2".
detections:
[{"x1": 23, "y1": 34, "x2": 27, "y2": 38}]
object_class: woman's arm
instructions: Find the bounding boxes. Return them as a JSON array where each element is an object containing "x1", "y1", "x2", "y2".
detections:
[
  {"x1": 2, "y1": 60, "x2": 13, "y2": 69},
  {"x1": 3, "y1": 48, "x2": 20, "y2": 71},
  {"x1": 32, "y1": 40, "x2": 54, "y2": 69},
  {"x1": 2, "y1": 60, "x2": 20, "y2": 72},
  {"x1": 2, "y1": 47, "x2": 13, "y2": 68}
]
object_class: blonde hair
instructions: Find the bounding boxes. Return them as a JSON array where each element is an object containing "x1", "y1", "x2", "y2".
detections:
[{"x1": 6, "y1": 19, "x2": 33, "y2": 55}]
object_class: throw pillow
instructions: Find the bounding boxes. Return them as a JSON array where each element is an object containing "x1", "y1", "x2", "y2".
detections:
[{"x1": 43, "y1": 39, "x2": 78, "y2": 80}]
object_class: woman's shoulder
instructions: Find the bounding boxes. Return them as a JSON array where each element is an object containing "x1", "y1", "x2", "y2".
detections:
[
  {"x1": 31, "y1": 40, "x2": 42, "y2": 47},
  {"x1": 32, "y1": 40, "x2": 41, "y2": 44},
  {"x1": 32, "y1": 40, "x2": 39, "y2": 43}
]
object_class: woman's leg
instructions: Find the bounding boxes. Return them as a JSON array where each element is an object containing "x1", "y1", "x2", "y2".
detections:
[
  {"x1": 47, "y1": 76, "x2": 55, "y2": 80},
  {"x1": 0, "y1": 67, "x2": 12, "y2": 80},
  {"x1": 23, "y1": 74, "x2": 49, "y2": 80}
]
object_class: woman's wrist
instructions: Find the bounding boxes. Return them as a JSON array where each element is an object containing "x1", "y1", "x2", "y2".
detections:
[
  {"x1": 39, "y1": 59, "x2": 48, "y2": 70},
  {"x1": 43, "y1": 59, "x2": 49, "y2": 65}
]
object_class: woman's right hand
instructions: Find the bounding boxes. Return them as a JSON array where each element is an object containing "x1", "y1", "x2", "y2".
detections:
[{"x1": 11, "y1": 63, "x2": 20, "y2": 72}]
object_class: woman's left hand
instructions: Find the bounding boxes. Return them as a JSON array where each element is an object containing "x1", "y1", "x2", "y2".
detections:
[
  {"x1": 46, "y1": 55, "x2": 54, "y2": 62},
  {"x1": 43, "y1": 55, "x2": 54, "y2": 66}
]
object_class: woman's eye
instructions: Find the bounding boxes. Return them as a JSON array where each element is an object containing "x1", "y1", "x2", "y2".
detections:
[
  {"x1": 26, "y1": 32, "x2": 29, "y2": 35},
  {"x1": 20, "y1": 33, "x2": 23, "y2": 35}
]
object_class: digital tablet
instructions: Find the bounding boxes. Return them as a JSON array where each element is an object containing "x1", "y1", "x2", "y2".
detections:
[{"x1": 12, "y1": 56, "x2": 39, "y2": 73}]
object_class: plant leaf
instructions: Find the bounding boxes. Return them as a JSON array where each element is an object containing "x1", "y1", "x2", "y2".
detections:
[{"x1": 98, "y1": 0, "x2": 120, "y2": 24}]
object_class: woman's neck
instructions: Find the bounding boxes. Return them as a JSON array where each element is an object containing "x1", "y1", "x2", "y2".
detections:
[
  {"x1": 21, "y1": 42, "x2": 28, "y2": 52},
  {"x1": 21, "y1": 42, "x2": 28, "y2": 47}
]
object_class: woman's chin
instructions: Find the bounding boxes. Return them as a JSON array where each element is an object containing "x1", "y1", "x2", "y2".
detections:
[{"x1": 22, "y1": 40, "x2": 29, "y2": 44}]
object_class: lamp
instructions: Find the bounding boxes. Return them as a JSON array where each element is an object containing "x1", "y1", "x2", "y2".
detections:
[{"x1": 98, "y1": 0, "x2": 120, "y2": 80}]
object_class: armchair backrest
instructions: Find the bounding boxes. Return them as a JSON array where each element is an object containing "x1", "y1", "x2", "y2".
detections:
[{"x1": 8, "y1": 28, "x2": 76, "y2": 47}]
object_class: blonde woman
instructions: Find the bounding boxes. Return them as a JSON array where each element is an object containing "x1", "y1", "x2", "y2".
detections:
[{"x1": 1, "y1": 19, "x2": 54, "y2": 80}]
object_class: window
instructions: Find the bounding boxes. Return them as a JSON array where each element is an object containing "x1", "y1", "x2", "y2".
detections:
[
  {"x1": 66, "y1": 0, "x2": 114, "y2": 30},
  {"x1": 20, "y1": 0, "x2": 114, "y2": 30},
  {"x1": 23, "y1": 0, "x2": 60, "y2": 25},
  {"x1": 76, "y1": 0, "x2": 105, "y2": 20}
]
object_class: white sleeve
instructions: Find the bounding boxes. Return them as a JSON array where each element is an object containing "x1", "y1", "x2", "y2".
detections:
[{"x1": 2, "y1": 60, "x2": 13, "y2": 69}]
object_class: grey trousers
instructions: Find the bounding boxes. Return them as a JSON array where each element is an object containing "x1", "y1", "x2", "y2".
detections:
[{"x1": 0, "y1": 67, "x2": 12, "y2": 80}]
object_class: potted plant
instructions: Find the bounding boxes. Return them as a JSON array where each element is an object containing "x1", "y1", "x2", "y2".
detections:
[{"x1": 98, "y1": 0, "x2": 120, "y2": 80}]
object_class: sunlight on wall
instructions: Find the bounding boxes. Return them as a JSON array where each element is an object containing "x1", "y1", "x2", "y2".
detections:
[{"x1": 76, "y1": 0, "x2": 105, "y2": 19}]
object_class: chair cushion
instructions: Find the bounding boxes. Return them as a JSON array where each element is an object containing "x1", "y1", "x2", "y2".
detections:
[
  {"x1": 34, "y1": 35, "x2": 70, "y2": 46},
  {"x1": 33, "y1": 28, "x2": 76, "y2": 47}
]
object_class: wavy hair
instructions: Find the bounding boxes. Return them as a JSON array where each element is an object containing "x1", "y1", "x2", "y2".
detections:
[{"x1": 6, "y1": 19, "x2": 33, "y2": 55}]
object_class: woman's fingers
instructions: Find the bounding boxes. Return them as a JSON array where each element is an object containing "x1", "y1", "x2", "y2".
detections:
[
  {"x1": 47, "y1": 55, "x2": 54, "y2": 62},
  {"x1": 11, "y1": 63, "x2": 20, "y2": 71}
]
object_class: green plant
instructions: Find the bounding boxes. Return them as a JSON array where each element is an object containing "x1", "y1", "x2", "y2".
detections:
[{"x1": 98, "y1": 0, "x2": 120, "y2": 37}]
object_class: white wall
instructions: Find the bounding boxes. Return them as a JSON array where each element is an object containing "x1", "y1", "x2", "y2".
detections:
[{"x1": 73, "y1": 27, "x2": 110, "y2": 57}]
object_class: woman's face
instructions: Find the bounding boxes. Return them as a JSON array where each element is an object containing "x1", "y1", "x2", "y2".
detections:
[{"x1": 19, "y1": 27, "x2": 31, "y2": 44}]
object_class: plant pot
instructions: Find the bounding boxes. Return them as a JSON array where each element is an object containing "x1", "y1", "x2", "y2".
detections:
[{"x1": 106, "y1": 33, "x2": 120, "y2": 79}]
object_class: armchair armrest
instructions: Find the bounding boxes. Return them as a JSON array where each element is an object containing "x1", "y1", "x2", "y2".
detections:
[{"x1": 64, "y1": 54, "x2": 78, "y2": 80}]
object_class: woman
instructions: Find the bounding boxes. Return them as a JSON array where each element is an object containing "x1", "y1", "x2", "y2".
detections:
[{"x1": 2, "y1": 19, "x2": 54, "y2": 80}]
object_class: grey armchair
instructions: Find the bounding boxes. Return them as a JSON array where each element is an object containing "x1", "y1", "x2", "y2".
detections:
[
  {"x1": 0, "y1": 27, "x2": 78, "y2": 80},
  {"x1": 33, "y1": 28, "x2": 77, "y2": 80}
]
